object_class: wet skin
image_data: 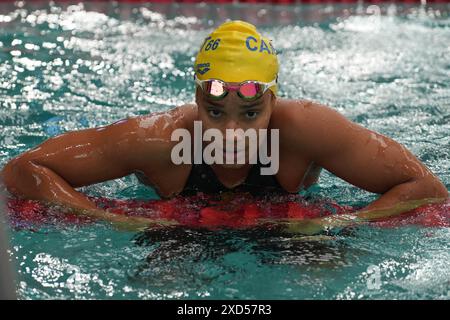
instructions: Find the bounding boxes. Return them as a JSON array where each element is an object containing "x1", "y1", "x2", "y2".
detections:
[{"x1": 1, "y1": 87, "x2": 448, "y2": 228}]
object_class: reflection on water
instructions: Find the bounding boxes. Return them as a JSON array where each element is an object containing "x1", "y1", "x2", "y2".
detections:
[{"x1": 130, "y1": 227, "x2": 355, "y2": 299}]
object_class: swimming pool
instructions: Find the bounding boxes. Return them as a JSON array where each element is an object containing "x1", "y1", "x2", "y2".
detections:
[{"x1": 0, "y1": 1, "x2": 449, "y2": 299}]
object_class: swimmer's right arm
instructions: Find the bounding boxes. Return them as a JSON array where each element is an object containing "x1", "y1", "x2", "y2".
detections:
[
  {"x1": 0, "y1": 126, "x2": 123, "y2": 213},
  {"x1": 0, "y1": 106, "x2": 192, "y2": 228}
]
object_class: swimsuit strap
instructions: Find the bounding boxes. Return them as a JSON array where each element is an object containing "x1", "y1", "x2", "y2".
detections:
[{"x1": 181, "y1": 159, "x2": 286, "y2": 196}]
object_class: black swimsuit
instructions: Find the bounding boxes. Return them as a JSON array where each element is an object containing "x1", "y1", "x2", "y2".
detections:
[{"x1": 180, "y1": 160, "x2": 288, "y2": 197}]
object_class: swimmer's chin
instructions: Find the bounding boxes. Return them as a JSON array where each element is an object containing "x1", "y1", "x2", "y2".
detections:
[
  {"x1": 218, "y1": 155, "x2": 253, "y2": 169},
  {"x1": 216, "y1": 162, "x2": 247, "y2": 169}
]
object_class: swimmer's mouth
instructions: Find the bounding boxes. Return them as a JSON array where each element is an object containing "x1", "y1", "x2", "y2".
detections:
[{"x1": 222, "y1": 148, "x2": 246, "y2": 155}]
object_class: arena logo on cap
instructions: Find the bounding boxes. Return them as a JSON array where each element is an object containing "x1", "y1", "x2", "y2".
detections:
[
  {"x1": 170, "y1": 121, "x2": 279, "y2": 175},
  {"x1": 196, "y1": 63, "x2": 211, "y2": 75}
]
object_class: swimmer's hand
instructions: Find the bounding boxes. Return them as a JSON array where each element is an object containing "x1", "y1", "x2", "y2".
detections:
[
  {"x1": 355, "y1": 197, "x2": 445, "y2": 220},
  {"x1": 283, "y1": 218, "x2": 325, "y2": 236},
  {"x1": 74, "y1": 208, "x2": 177, "y2": 232},
  {"x1": 286, "y1": 197, "x2": 446, "y2": 235},
  {"x1": 284, "y1": 214, "x2": 361, "y2": 236}
]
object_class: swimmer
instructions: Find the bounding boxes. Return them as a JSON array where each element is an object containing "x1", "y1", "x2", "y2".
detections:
[{"x1": 1, "y1": 21, "x2": 448, "y2": 232}]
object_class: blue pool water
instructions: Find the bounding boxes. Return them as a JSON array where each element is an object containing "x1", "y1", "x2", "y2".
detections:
[{"x1": 0, "y1": 2, "x2": 449, "y2": 299}]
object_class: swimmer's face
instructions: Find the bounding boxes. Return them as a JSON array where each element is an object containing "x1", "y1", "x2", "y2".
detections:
[{"x1": 195, "y1": 85, "x2": 276, "y2": 168}]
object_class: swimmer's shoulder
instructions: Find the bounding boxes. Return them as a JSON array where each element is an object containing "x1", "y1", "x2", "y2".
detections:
[
  {"x1": 130, "y1": 103, "x2": 198, "y2": 139},
  {"x1": 270, "y1": 98, "x2": 319, "y2": 136},
  {"x1": 104, "y1": 104, "x2": 197, "y2": 168},
  {"x1": 271, "y1": 98, "x2": 348, "y2": 149},
  {"x1": 113, "y1": 105, "x2": 197, "y2": 197}
]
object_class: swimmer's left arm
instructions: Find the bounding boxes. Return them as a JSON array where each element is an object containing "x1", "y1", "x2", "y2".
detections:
[{"x1": 286, "y1": 101, "x2": 448, "y2": 221}]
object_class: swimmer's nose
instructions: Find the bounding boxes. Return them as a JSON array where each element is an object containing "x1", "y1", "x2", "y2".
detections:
[
  {"x1": 222, "y1": 124, "x2": 247, "y2": 149},
  {"x1": 223, "y1": 121, "x2": 243, "y2": 142},
  {"x1": 224, "y1": 120, "x2": 239, "y2": 131}
]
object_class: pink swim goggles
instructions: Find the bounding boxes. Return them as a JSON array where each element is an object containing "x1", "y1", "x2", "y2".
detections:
[{"x1": 194, "y1": 74, "x2": 277, "y2": 102}]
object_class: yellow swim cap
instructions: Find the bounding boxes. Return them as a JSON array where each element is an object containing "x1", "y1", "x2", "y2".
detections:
[{"x1": 194, "y1": 20, "x2": 279, "y2": 96}]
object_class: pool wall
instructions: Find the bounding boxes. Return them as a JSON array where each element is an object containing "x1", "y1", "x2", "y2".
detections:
[{"x1": 0, "y1": 189, "x2": 16, "y2": 300}]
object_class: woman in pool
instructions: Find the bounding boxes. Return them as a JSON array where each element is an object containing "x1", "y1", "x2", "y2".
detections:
[{"x1": 1, "y1": 21, "x2": 447, "y2": 231}]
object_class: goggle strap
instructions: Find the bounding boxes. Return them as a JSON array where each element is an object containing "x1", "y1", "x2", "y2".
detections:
[{"x1": 194, "y1": 75, "x2": 278, "y2": 100}]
